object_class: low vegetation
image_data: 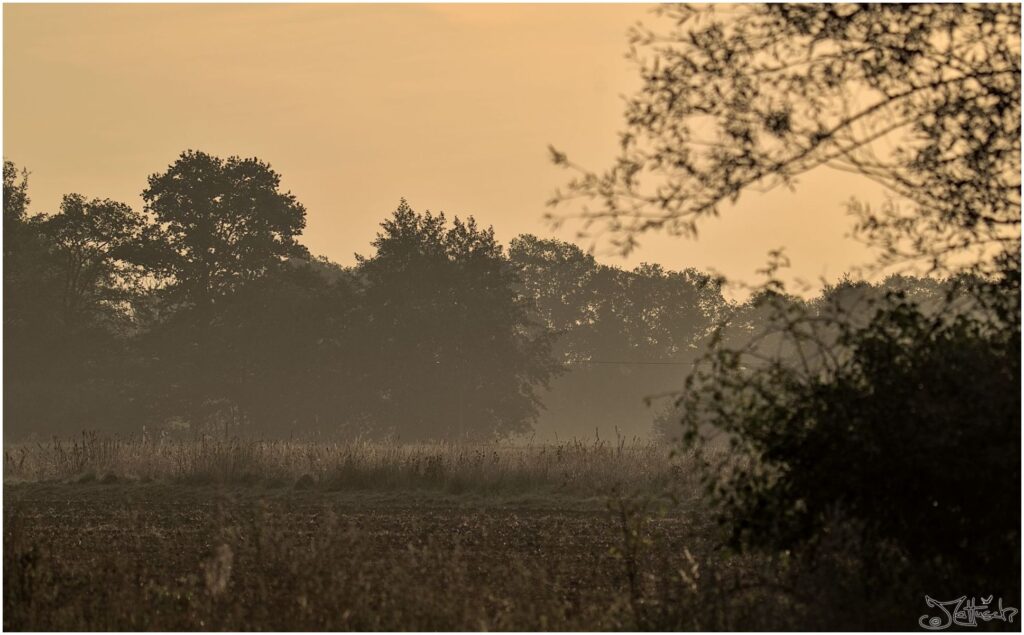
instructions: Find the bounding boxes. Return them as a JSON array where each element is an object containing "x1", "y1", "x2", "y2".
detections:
[
  {"x1": 4, "y1": 434, "x2": 697, "y2": 497},
  {"x1": 3, "y1": 435, "x2": 965, "y2": 631}
]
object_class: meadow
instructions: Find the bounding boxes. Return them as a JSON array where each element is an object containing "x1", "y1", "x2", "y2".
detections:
[
  {"x1": 4, "y1": 434, "x2": 920, "y2": 630},
  {"x1": 3, "y1": 432, "x2": 686, "y2": 495}
]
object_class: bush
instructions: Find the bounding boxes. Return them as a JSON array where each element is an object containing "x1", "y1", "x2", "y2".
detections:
[{"x1": 677, "y1": 251, "x2": 1021, "y2": 603}]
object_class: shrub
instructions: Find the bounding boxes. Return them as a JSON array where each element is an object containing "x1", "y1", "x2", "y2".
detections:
[{"x1": 677, "y1": 251, "x2": 1021, "y2": 603}]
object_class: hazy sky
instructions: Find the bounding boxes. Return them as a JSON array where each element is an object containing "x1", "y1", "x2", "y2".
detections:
[{"x1": 4, "y1": 3, "x2": 886, "y2": 292}]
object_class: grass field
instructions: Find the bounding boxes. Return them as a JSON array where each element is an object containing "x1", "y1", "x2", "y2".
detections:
[
  {"x1": 3, "y1": 434, "x2": 916, "y2": 630},
  {"x1": 3, "y1": 433, "x2": 688, "y2": 495}
]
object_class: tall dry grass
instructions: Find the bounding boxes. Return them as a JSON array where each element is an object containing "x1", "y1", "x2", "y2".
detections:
[{"x1": 3, "y1": 432, "x2": 703, "y2": 497}]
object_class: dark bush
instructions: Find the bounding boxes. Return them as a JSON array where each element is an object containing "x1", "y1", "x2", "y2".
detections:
[{"x1": 678, "y1": 251, "x2": 1021, "y2": 605}]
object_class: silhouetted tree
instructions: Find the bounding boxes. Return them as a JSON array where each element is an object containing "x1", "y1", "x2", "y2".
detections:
[
  {"x1": 129, "y1": 150, "x2": 313, "y2": 431},
  {"x1": 510, "y1": 235, "x2": 725, "y2": 439},
  {"x1": 508, "y1": 235, "x2": 601, "y2": 362},
  {"x1": 3, "y1": 161, "x2": 58, "y2": 332},
  {"x1": 3, "y1": 161, "x2": 29, "y2": 224},
  {"x1": 41, "y1": 194, "x2": 150, "y2": 327},
  {"x1": 194, "y1": 259, "x2": 372, "y2": 436},
  {"x1": 4, "y1": 161, "x2": 61, "y2": 436},
  {"x1": 549, "y1": 4, "x2": 1020, "y2": 271},
  {"x1": 3, "y1": 165, "x2": 148, "y2": 436},
  {"x1": 357, "y1": 201, "x2": 557, "y2": 441},
  {"x1": 680, "y1": 261, "x2": 1020, "y2": 602},
  {"x1": 142, "y1": 150, "x2": 308, "y2": 307}
]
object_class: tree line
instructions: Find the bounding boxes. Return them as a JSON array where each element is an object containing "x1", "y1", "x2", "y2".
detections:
[{"x1": 4, "y1": 151, "x2": 956, "y2": 442}]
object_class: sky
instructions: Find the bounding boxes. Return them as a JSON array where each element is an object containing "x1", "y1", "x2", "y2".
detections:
[{"x1": 4, "y1": 3, "x2": 887, "y2": 294}]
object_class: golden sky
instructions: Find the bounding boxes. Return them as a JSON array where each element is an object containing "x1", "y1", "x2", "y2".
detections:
[{"x1": 4, "y1": 3, "x2": 885, "y2": 292}]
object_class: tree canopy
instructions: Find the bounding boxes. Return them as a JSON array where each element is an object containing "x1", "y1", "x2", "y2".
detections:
[
  {"x1": 142, "y1": 150, "x2": 308, "y2": 307},
  {"x1": 357, "y1": 201, "x2": 558, "y2": 440},
  {"x1": 549, "y1": 4, "x2": 1021, "y2": 271},
  {"x1": 42, "y1": 194, "x2": 150, "y2": 326}
]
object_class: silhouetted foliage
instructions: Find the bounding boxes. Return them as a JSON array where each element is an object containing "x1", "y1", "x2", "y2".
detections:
[
  {"x1": 215, "y1": 260, "x2": 371, "y2": 435},
  {"x1": 4, "y1": 162, "x2": 145, "y2": 437},
  {"x1": 142, "y1": 150, "x2": 308, "y2": 307},
  {"x1": 17, "y1": 153, "x2": 722, "y2": 442},
  {"x1": 41, "y1": 194, "x2": 150, "y2": 327},
  {"x1": 3, "y1": 161, "x2": 29, "y2": 225},
  {"x1": 3, "y1": 161, "x2": 57, "y2": 334},
  {"x1": 510, "y1": 235, "x2": 726, "y2": 439},
  {"x1": 549, "y1": 4, "x2": 1021, "y2": 271},
  {"x1": 679, "y1": 257, "x2": 1020, "y2": 601},
  {"x1": 4, "y1": 161, "x2": 63, "y2": 436},
  {"x1": 549, "y1": 1, "x2": 1021, "y2": 612},
  {"x1": 128, "y1": 150, "x2": 315, "y2": 432},
  {"x1": 137, "y1": 257, "x2": 367, "y2": 437},
  {"x1": 356, "y1": 201, "x2": 558, "y2": 441}
]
